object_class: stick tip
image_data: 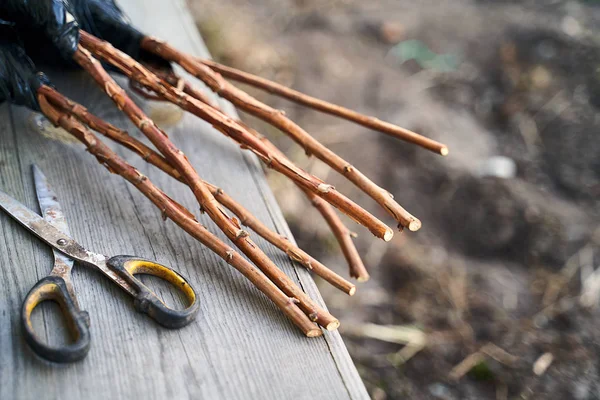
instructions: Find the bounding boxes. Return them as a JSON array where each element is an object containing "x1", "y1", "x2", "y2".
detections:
[
  {"x1": 383, "y1": 229, "x2": 394, "y2": 242},
  {"x1": 348, "y1": 286, "x2": 357, "y2": 296},
  {"x1": 356, "y1": 275, "x2": 370, "y2": 283},
  {"x1": 326, "y1": 320, "x2": 341, "y2": 331},
  {"x1": 408, "y1": 219, "x2": 422, "y2": 232},
  {"x1": 440, "y1": 146, "x2": 449, "y2": 156},
  {"x1": 306, "y1": 328, "x2": 323, "y2": 338}
]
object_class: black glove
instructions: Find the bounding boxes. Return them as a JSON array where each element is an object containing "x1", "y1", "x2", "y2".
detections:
[
  {"x1": 0, "y1": 0, "x2": 166, "y2": 111},
  {"x1": 0, "y1": 0, "x2": 80, "y2": 61},
  {"x1": 70, "y1": 0, "x2": 169, "y2": 69},
  {"x1": 0, "y1": 24, "x2": 52, "y2": 111},
  {"x1": 0, "y1": 0, "x2": 168, "y2": 69},
  {"x1": 70, "y1": 0, "x2": 143, "y2": 58}
]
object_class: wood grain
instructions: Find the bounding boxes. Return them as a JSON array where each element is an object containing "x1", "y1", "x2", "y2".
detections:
[{"x1": 0, "y1": 0, "x2": 368, "y2": 398}]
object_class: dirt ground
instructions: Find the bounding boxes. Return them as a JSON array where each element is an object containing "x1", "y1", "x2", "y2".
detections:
[{"x1": 188, "y1": 1, "x2": 600, "y2": 398}]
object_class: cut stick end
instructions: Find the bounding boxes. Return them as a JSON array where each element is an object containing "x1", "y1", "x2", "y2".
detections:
[
  {"x1": 306, "y1": 328, "x2": 323, "y2": 338},
  {"x1": 440, "y1": 146, "x2": 449, "y2": 156},
  {"x1": 356, "y1": 275, "x2": 370, "y2": 283},
  {"x1": 348, "y1": 286, "x2": 357, "y2": 296},
  {"x1": 383, "y1": 229, "x2": 394, "y2": 242},
  {"x1": 408, "y1": 219, "x2": 422, "y2": 232},
  {"x1": 326, "y1": 320, "x2": 341, "y2": 331}
]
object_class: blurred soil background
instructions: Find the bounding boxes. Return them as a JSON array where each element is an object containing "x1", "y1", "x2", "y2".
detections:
[{"x1": 188, "y1": 0, "x2": 600, "y2": 398}]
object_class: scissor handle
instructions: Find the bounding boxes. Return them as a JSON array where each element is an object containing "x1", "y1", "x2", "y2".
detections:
[
  {"x1": 21, "y1": 275, "x2": 91, "y2": 363},
  {"x1": 106, "y1": 255, "x2": 199, "y2": 329}
]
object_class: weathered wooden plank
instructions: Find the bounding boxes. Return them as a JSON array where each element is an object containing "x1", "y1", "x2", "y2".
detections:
[{"x1": 0, "y1": 0, "x2": 368, "y2": 399}]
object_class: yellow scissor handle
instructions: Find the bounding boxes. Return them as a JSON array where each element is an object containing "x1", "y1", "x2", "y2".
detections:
[
  {"x1": 106, "y1": 256, "x2": 199, "y2": 329},
  {"x1": 21, "y1": 275, "x2": 91, "y2": 363}
]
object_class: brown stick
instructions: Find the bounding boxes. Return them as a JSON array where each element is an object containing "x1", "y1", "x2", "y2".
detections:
[
  {"x1": 141, "y1": 36, "x2": 421, "y2": 232},
  {"x1": 197, "y1": 58, "x2": 448, "y2": 156},
  {"x1": 156, "y1": 73, "x2": 370, "y2": 283},
  {"x1": 148, "y1": 69, "x2": 370, "y2": 283},
  {"x1": 115, "y1": 66, "x2": 369, "y2": 284},
  {"x1": 37, "y1": 92, "x2": 322, "y2": 337},
  {"x1": 39, "y1": 85, "x2": 182, "y2": 180},
  {"x1": 304, "y1": 190, "x2": 369, "y2": 282},
  {"x1": 130, "y1": 78, "x2": 165, "y2": 101},
  {"x1": 73, "y1": 43, "x2": 339, "y2": 330},
  {"x1": 239, "y1": 120, "x2": 370, "y2": 282},
  {"x1": 205, "y1": 181, "x2": 356, "y2": 294},
  {"x1": 80, "y1": 31, "x2": 393, "y2": 242},
  {"x1": 158, "y1": 69, "x2": 221, "y2": 110},
  {"x1": 132, "y1": 64, "x2": 221, "y2": 110},
  {"x1": 41, "y1": 85, "x2": 356, "y2": 295}
]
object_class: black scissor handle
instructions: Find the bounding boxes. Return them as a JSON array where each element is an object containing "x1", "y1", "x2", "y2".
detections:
[
  {"x1": 21, "y1": 275, "x2": 91, "y2": 363},
  {"x1": 106, "y1": 255, "x2": 199, "y2": 329}
]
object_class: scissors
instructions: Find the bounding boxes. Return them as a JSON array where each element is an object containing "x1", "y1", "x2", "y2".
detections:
[{"x1": 0, "y1": 165, "x2": 200, "y2": 363}]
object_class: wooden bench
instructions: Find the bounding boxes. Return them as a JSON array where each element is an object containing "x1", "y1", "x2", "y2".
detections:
[{"x1": 0, "y1": 0, "x2": 368, "y2": 398}]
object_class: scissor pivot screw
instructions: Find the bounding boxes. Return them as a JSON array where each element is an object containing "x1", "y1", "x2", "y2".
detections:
[{"x1": 57, "y1": 239, "x2": 67, "y2": 246}]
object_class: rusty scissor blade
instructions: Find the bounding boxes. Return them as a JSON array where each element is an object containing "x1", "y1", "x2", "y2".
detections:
[
  {"x1": 32, "y1": 165, "x2": 75, "y2": 272},
  {"x1": 0, "y1": 187, "x2": 100, "y2": 266}
]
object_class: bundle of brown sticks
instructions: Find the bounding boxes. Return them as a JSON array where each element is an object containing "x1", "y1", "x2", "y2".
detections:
[{"x1": 36, "y1": 30, "x2": 448, "y2": 337}]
